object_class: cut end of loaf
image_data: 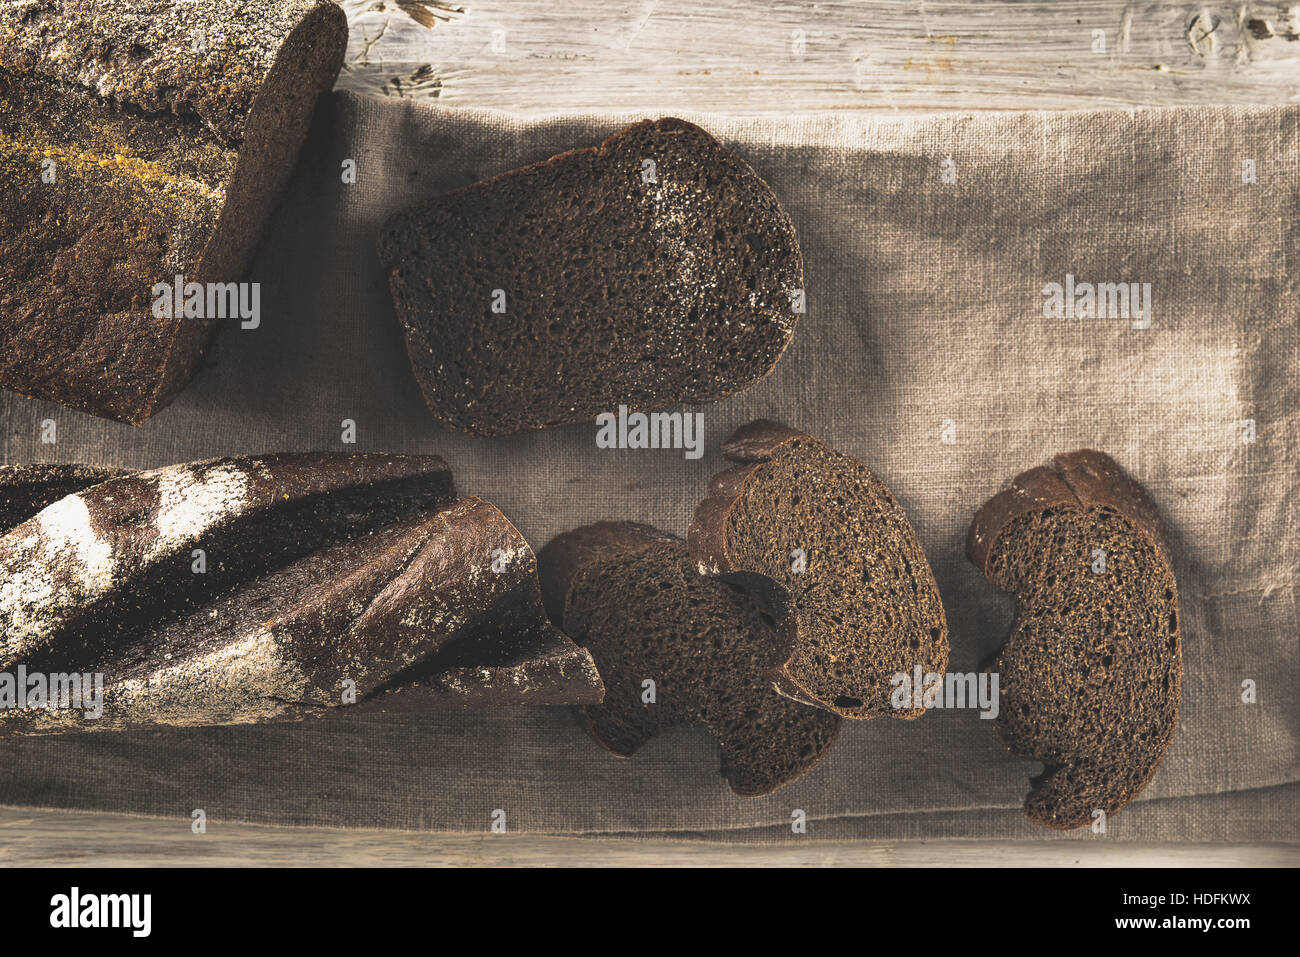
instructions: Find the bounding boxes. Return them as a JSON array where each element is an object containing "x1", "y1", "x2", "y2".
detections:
[
  {"x1": 0, "y1": 1, "x2": 348, "y2": 423},
  {"x1": 377, "y1": 117, "x2": 805, "y2": 435}
]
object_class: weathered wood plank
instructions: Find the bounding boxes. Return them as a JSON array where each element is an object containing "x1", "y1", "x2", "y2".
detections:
[
  {"x1": 1, "y1": 806, "x2": 1296, "y2": 866},
  {"x1": 339, "y1": 1, "x2": 1300, "y2": 111}
]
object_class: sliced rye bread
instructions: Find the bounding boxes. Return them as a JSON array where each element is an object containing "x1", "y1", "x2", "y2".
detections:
[
  {"x1": 0, "y1": 0, "x2": 347, "y2": 423},
  {"x1": 967, "y1": 450, "x2": 1182, "y2": 830},
  {"x1": 688, "y1": 420, "x2": 948, "y2": 719},
  {"x1": 0, "y1": 496, "x2": 601, "y2": 734},
  {"x1": 0, "y1": 453, "x2": 455, "y2": 669},
  {"x1": 378, "y1": 117, "x2": 804, "y2": 436},
  {"x1": 0, "y1": 464, "x2": 131, "y2": 532},
  {"x1": 538, "y1": 522, "x2": 839, "y2": 797}
]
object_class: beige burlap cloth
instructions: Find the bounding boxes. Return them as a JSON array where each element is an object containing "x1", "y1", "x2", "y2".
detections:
[{"x1": 0, "y1": 96, "x2": 1295, "y2": 841}]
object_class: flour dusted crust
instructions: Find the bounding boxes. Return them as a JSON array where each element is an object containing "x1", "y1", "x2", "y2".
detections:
[
  {"x1": 4, "y1": 499, "x2": 605, "y2": 732},
  {"x1": 0, "y1": 459, "x2": 257, "y2": 658},
  {"x1": 0, "y1": 464, "x2": 602, "y2": 734},
  {"x1": 0, "y1": 453, "x2": 456, "y2": 665},
  {"x1": 352, "y1": 499, "x2": 604, "y2": 711},
  {"x1": 0, "y1": 465, "x2": 131, "y2": 531},
  {"x1": 3, "y1": 0, "x2": 344, "y2": 145}
]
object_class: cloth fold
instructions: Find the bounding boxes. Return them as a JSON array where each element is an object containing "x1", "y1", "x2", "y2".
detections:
[{"x1": 0, "y1": 96, "x2": 1295, "y2": 841}]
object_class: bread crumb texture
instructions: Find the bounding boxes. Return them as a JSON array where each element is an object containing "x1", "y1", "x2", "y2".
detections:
[
  {"x1": 379, "y1": 118, "x2": 805, "y2": 435},
  {"x1": 541, "y1": 522, "x2": 839, "y2": 797},
  {"x1": 689, "y1": 421, "x2": 949, "y2": 720},
  {"x1": 971, "y1": 451, "x2": 1182, "y2": 830}
]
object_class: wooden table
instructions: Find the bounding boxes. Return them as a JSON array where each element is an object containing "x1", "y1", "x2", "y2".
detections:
[
  {"x1": 2, "y1": 806, "x2": 1296, "y2": 866},
  {"x1": 3, "y1": 0, "x2": 1297, "y2": 867},
  {"x1": 338, "y1": 0, "x2": 1300, "y2": 111}
]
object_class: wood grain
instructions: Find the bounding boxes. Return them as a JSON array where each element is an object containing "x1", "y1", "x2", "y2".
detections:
[
  {"x1": 1, "y1": 806, "x2": 1296, "y2": 866},
  {"x1": 339, "y1": 1, "x2": 1300, "y2": 111}
]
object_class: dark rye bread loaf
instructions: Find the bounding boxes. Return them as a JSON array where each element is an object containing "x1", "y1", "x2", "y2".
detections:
[
  {"x1": 0, "y1": 496, "x2": 602, "y2": 734},
  {"x1": 967, "y1": 450, "x2": 1182, "y2": 830},
  {"x1": 689, "y1": 421, "x2": 948, "y2": 720},
  {"x1": 0, "y1": 0, "x2": 347, "y2": 423},
  {"x1": 0, "y1": 453, "x2": 455, "y2": 670},
  {"x1": 538, "y1": 522, "x2": 839, "y2": 796},
  {"x1": 378, "y1": 117, "x2": 804, "y2": 436},
  {"x1": 0, "y1": 464, "x2": 130, "y2": 531},
  {"x1": 351, "y1": 502, "x2": 607, "y2": 712}
]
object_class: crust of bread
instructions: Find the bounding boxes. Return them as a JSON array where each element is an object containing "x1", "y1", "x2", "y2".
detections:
[
  {"x1": 538, "y1": 521, "x2": 681, "y2": 625},
  {"x1": 0, "y1": 491, "x2": 603, "y2": 733},
  {"x1": 687, "y1": 420, "x2": 804, "y2": 576},
  {"x1": 0, "y1": 453, "x2": 455, "y2": 666},
  {"x1": 967, "y1": 449, "x2": 1170, "y2": 574},
  {"x1": 0, "y1": 465, "x2": 132, "y2": 532},
  {"x1": 361, "y1": 498, "x2": 604, "y2": 711}
]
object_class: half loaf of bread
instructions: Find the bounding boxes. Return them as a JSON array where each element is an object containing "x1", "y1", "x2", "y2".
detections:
[
  {"x1": 0, "y1": 455, "x2": 602, "y2": 732},
  {"x1": 0, "y1": 0, "x2": 347, "y2": 423}
]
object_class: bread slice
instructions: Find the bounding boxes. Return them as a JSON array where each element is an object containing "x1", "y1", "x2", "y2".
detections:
[
  {"x1": 0, "y1": 453, "x2": 455, "y2": 668},
  {"x1": 0, "y1": 0, "x2": 347, "y2": 423},
  {"x1": 378, "y1": 117, "x2": 804, "y2": 436},
  {"x1": 0, "y1": 464, "x2": 130, "y2": 532},
  {"x1": 967, "y1": 450, "x2": 1182, "y2": 830},
  {"x1": 0, "y1": 497, "x2": 602, "y2": 734},
  {"x1": 538, "y1": 522, "x2": 839, "y2": 796},
  {"x1": 688, "y1": 421, "x2": 948, "y2": 720}
]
